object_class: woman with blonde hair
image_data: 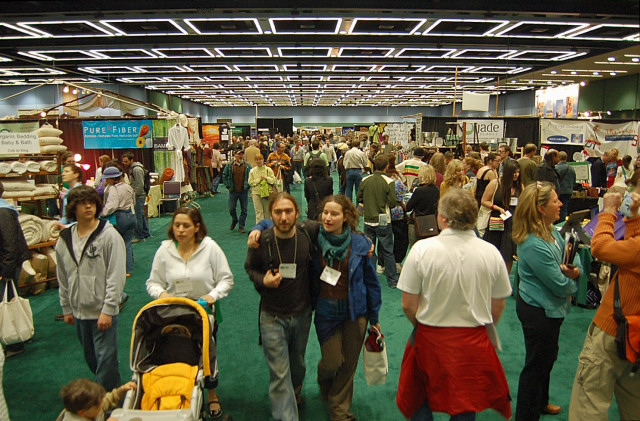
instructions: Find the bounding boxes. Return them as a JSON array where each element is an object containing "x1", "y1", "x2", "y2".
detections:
[
  {"x1": 512, "y1": 182, "x2": 581, "y2": 420},
  {"x1": 406, "y1": 165, "x2": 440, "y2": 245},
  {"x1": 439, "y1": 159, "x2": 469, "y2": 198},
  {"x1": 429, "y1": 152, "x2": 446, "y2": 187}
]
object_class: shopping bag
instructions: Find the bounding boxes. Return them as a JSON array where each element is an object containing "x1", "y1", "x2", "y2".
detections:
[
  {"x1": 292, "y1": 171, "x2": 302, "y2": 184},
  {"x1": 363, "y1": 326, "x2": 388, "y2": 385},
  {"x1": 0, "y1": 281, "x2": 35, "y2": 346}
]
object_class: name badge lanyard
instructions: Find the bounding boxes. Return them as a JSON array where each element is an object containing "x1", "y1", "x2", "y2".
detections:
[{"x1": 275, "y1": 232, "x2": 297, "y2": 278}]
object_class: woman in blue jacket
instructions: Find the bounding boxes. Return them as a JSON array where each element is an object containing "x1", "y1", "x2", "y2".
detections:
[
  {"x1": 314, "y1": 195, "x2": 381, "y2": 421},
  {"x1": 512, "y1": 182, "x2": 581, "y2": 420}
]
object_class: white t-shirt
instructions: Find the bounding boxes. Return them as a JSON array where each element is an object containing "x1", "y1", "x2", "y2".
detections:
[{"x1": 397, "y1": 228, "x2": 512, "y2": 327}]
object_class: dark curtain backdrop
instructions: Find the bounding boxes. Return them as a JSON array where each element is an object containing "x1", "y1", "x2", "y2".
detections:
[{"x1": 56, "y1": 119, "x2": 154, "y2": 179}]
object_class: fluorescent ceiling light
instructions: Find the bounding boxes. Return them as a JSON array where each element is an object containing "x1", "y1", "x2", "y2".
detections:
[
  {"x1": 183, "y1": 18, "x2": 262, "y2": 35},
  {"x1": 17, "y1": 20, "x2": 115, "y2": 37},
  {"x1": 79, "y1": 66, "x2": 141, "y2": 74},
  {"x1": 269, "y1": 18, "x2": 342, "y2": 34},
  {"x1": 100, "y1": 19, "x2": 187, "y2": 36},
  {"x1": 493, "y1": 21, "x2": 589, "y2": 38},
  {"x1": 422, "y1": 19, "x2": 510, "y2": 37},
  {"x1": 277, "y1": 47, "x2": 332, "y2": 57},
  {"x1": 214, "y1": 47, "x2": 272, "y2": 58},
  {"x1": 151, "y1": 48, "x2": 215, "y2": 58},
  {"x1": 337, "y1": 47, "x2": 394, "y2": 57},
  {"x1": 233, "y1": 64, "x2": 279, "y2": 72},
  {"x1": 347, "y1": 18, "x2": 426, "y2": 35},
  {"x1": 90, "y1": 49, "x2": 158, "y2": 59},
  {"x1": 17, "y1": 50, "x2": 108, "y2": 61},
  {"x1": 0, "y1": 23, "x2": 42, "y2": 39},
  {"x1": 0, "y1": 67, "x2": 65, "y2": 76},
  {"x1": 568, "y1": 24, "x2": 640, "y2": 41}
]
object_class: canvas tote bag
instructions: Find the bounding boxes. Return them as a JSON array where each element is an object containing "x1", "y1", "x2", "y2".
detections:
[{"x1": 0, "y1": 281, "x2": 35, "y2": 346}]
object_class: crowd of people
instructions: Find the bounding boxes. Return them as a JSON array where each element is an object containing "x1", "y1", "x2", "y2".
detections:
[{"x1": 1, "y1": 131, "x2": 639, "y2": 421}]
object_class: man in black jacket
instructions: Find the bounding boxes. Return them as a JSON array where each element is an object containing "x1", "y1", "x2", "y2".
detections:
[
  {"x1": 536, "y1": 149, "x2": 560, "y2": 192},
  {"x1": 590, "y1": 151, "x2": 610, "y2": 189},
  {"x1": 0, "y1": 182, "x2": 31, "y2": 357}
]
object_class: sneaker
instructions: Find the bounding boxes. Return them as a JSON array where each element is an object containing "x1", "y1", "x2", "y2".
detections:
[
  {"x1": 230, "y1": 222, "x2": 237, "y2": 230},
  {"x1": 396, "y1": 263, "x2": 403, "y2": 274},
  {"x1": 4, "y1": 347, "x2": 24, "y2": 358},
  {"x1": 376, "y1": 265, "x2": 385, "y2": 274}
]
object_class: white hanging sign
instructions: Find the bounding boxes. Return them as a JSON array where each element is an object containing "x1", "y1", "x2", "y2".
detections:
[{"x1": 0, "y1": 133, "x2": 39, "y2": 154}]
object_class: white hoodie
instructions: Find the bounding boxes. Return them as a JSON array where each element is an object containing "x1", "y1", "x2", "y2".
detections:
[{"x1": 146, "y1": 236, "x2": 234, "y2": 301}]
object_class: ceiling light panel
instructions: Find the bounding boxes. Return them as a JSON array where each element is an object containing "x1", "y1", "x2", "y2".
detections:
[
  {"x1": 283, "y1": 64, "x2": 328, "y2": 72},
  {"x1": 423, "y1": 19, "x2": 509, "y2": 37},
  {"x1": 116, "y1": 76, "x2": 167, "y2": 83},
  {"x1": 133, "y1": 65, "x2": 187, "y2": 73},
  {"x1": 494, "y1": 21, "x2": 589, "y2": 38},
  {"x1": 277, "y1": 47, "x2": 332, "y2": 57},
  {"x1": 449, "y1": 49, "x2": 515, "y2": 60},
  {"x1": 348, "y1": 18, "x2": 426, "y2": 35},
  {"x1": 337, "y1": 47, "x2": 394, "y2": 58},
  {"x1": 331, "y1": 64, "x2": 377, "y2": 72},
  {"x1": 0, "y1": 23, "x2": 41, "y2": 39},
  {"x1": 326, "y1": 76, "x2": 365, "y2": 81},
  {"x1": 245, "y1": 76, "x2": 284, "y2": 81},
  {"x1": 183, "y1": 18, "x2": 261, "y2": 35},
  {"x1": 79, "y1": 66, "x2": 141, "y2": 74},
  {"x1": 151, "y1": 48, "x2": 215, "y2": 58},
  {"x1": 423, "y1": 65, "x2": 475, "y2": 73},
  {"x1": 17, "y1": 50, "x2": 107, "y2": 61},
  {"x1": 233, "y1": 64, "x2": 279, "y2": 72},
  {"x1": 378, "y1": 64, "x2": 425, "y2": 72},
  {"x1": 184, "y1": 64, "x2": 233, "y2": 72},
  {"x1": 506, "y1": 50, "x2": 583, "y2": 61},
  {"x1": 468, "y1": 66, "x2": 521, "y2": 74},
  {"x1": 161, "y1": 76, "x2": 207, "y2": 82},
  {"x1": 568, "y1": 24, "x2": 640, "y2": 41},
  {"x1": 100, "y1": 19, "x2": 187, "y2": 36},
  {"x1": 91, "y1": 49, "x2": 158, "y2": 59},
  {"x1": 0, "y1": 67, "x2": 65, "y2": 76},
  {"x1": 286, "y1": 75, "x2": 324, "y2": 81},
  {"x1": 269, "y1": 18, "x2": 342, "y2": 34},
  {"x1": 394, "y1": 48, "x2": 456, "y2": 58},
  {"x1": 215, "y1": 47, "x2": 272, "y2": 58},
  {"x1": 17, "y1": 21, "x2": 114, "y2": 37},
  {"x1": 404, "y1": 76, "x2": 447, "y2": 82}
]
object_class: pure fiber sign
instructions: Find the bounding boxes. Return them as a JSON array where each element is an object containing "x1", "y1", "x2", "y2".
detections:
[{"x1": 83, "y1": 120, "x2": 153, "y2": 149}]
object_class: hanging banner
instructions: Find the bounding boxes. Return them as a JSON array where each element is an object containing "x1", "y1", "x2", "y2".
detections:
[
  {"x1": 541, "y1": 119, "x2": 639, "y2": 158},
  {"x1": 202, "y1": 124, "x2": 220, "y2": 147},
  {"x1": 83, "y1": 120, "x2": 153, "y2": 149},
  {"x1": 0, "y1": 133, "x2": 39, "y2": 154},
  {"x1": 457, "y1": 119, "x2": 505, "y2": 142},
  {"x1": 380, "y1": 122, "x2": 414, "y2": 148},
  {"x1": 535, "y1": 84, "x2": 579, "y2": 119}
]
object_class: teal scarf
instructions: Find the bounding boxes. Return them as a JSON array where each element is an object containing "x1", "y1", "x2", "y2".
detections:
[{"x1": 318, "y1": 226, "x2": 351, "y2": 266}]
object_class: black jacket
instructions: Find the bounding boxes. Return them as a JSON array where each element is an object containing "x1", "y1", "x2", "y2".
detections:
[
  {"x1": 536, "y1": 161, "x2": 560, "y2": 192},
  {"x1": 304, "y1": 176, "x2": 333, "y2": 220},
  {"x1": 0, "y1": 207, "x2": 30, "y2": 280}
]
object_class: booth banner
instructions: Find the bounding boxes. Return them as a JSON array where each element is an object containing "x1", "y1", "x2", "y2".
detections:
[
  {"x1": 0, "y1": 132, "x2": 39, "y2": 154},
  {"x1": 381, "y1": 122, "x2": 414, "y2": 147},
  {"x1": 83, "y1": 120, "x2": 153, "y2": 149},
  {"x1": 536, "y1": 84, "x2": 579, "y2": 119},
  {"x1": 541, "y1": 119, "x2": 639, "y2": 158},
  {"x1": 202, "y1": 124, "x2": 220, "y2": 147},
  {"x1": 457, "y1": 119, "x2": 505, "y2": 142}
]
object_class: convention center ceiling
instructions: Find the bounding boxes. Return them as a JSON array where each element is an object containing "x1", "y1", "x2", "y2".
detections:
[{"x1": 0, "y1": 1, "x2": 638, "y2": 107}]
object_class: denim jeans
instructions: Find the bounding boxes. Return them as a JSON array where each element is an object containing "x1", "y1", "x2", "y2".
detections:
[
  {"x1": 364, "y1": 223, "x2": 398, "y2": 287},
  {"x1": 260, "y1": 309, "x2": 312, "y2": 421},
  {"x1": 211, "y1": 168, "x2": 221, "y2": 193},
  {"x1": 345, "y1": 169, "x2": 363, "y2": 204},
  {"x1": 411, "y1": 401, "x2": 476, "y2": 421},
  {"x1": 75, "y1": 316, "x2": 121, "y2": 391},
  {"x1": 115, "y1": 210, "x2": 136, "y2": 274},
  {"x1": 134, "y1": 196, "x2": 150, "y2": 240},
  {"x1": 228, "y1": 190, "x2": 248, "y2": 228}
]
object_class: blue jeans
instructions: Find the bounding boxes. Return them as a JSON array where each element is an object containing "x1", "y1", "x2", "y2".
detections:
[
  {"x1": 411, "y1": 401, "x2": 476, "y2": 421},
  {"x1": 260, "y1": 309, "x2": 312, "y2": 421},
  {"x1": 211, "y1": 169, "x2": 221, "y2": 193},
  {"x1": 345, "y1": 169, "x2": 363, "y2": 204},
  {"x1": 228, "y1": 190, "x2": 248, "y2": 228},
  {"x1": 364, "y1": 223, "x2": 398, "y2": 287},
  {"x1": 75, "y1": 316, "x2": 121, "y2": 391},
  {"x1": 134, "y1": 197, "x2": 150, "y2": 240},
  {"x1": 115, "y1": 210, "x2": 136, "y2": 274},
  {"x1": 559, "y1": 193, "x2": 571, "y2": 222}
]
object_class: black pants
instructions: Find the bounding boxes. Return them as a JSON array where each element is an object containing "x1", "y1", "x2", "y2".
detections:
[
  {"x1": 515, "y1": 297, "x2": 564, "y2": 421},
  {"x1": 377, "y1": 218, "x2": 409, "y2": 266}
]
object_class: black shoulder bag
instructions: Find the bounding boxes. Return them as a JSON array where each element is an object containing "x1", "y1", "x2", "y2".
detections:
[{"x1": 612, "y1": 271, "x2": 640, "y2": 374}]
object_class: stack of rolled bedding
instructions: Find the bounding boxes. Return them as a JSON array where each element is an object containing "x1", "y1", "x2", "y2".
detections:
[
  {"x1": 0, "y1": 179, "x2": 36, "y2": 198},
  {"x1": 34, "y1": 123, "x2": 66, "y2": 153},
  {"x1": 40, "y1": 160, "x2": 57, "y2": 172},
  {"x1": 0, "y1": 162, "x2": 11, "y2": 175},
  {"x1": 10, "y1": 161, "x2": 27, "y2": 174},
  {"x1": 24, "y1": 161, "x2": 41, "y2": 172},
  {"x1": 33, "y1": 183, "x2": 58, "y2": 196},
  {"x1": 42, "y1": 219, "x2": 61, "y2": 241},
  {"x1": 18, "y1": 213, "x2": 45, "y2": 246}
]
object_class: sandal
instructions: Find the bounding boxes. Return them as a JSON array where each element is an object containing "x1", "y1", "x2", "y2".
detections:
[{"x1": 208, "y1": 400, "x2": 222, "y2": 419}]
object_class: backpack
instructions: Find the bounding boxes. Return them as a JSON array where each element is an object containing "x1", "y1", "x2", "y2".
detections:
[
  {"x1": 303, "y1": 151, "x2": 323, "y2": 176},
  {"x1": 142, "y1": 167, "x2": 151, "y2": 194}
]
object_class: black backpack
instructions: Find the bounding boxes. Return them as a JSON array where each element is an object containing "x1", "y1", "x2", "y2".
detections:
[
  {"x1": 143, "y1": 168, "x2": 151, "y2": 194},
  {"x1": 303, "y1": 150, "x2": 323, "y2": 176}
]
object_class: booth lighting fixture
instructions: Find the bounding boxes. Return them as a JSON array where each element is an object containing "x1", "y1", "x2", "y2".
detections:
[
  {"x1": 632, "y1": 57, "x2": 640, "y2": 63},
  {"x1": 71, "y1": 88, "x2": 78, "y2": 94},
  {"x1": 62, "y1": 85, "x2": 69, "y2": 93},
  {"x1": 40, "y1": 111, "x2": 46, "y2": 117},
  {"x1": 579, "y1": 81, "x2": 587, "y2": 86},
  {"x1": 610, "y1": 72, "x2": 617, "y2": 76},
  {"x1": 607, "y1": 110, "x2": 612, "y2": 115},
  {"x1": 608, "y1": 56, "x2": 616, "y2": 61},
  {"x1": 81, "y1": 164, "x2": 90, "y2": 171},
  {"x1": 73, "y1": 154, "x2": 82, "y2": 162},
  {"x1": 583, "y1": 111, "x2": 590, "y2": 117}
]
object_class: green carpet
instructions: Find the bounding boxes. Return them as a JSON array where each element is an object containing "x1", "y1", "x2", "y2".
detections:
[{"x1": 3, "y1": 174, "x2": 619, "y2": 420}]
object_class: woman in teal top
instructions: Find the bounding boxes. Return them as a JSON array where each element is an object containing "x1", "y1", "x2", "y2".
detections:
[{"x1": 511, "y1": 182, "x2": 581, "y2": 420}]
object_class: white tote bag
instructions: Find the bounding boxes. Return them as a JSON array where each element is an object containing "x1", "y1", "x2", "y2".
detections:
[
  {"x1": 362, "y1": 326, "x2": 388, "y2": 385},
  {"x1": 0, "y1": 281, "x2": 35, "y2": 346}
]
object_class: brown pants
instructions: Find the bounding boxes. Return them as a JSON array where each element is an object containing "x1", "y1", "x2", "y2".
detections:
[{"x1": 317, "y1": 317, "x2": 367, "y2": 421}]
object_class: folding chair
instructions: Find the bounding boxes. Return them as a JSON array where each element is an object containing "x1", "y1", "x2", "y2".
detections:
[{"x1": 159, "y1": 181, "x2": 181, "y2": 215}]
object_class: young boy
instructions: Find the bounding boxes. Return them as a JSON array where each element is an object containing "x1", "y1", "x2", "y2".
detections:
[{"x1": 57, "y1": 378, "x2": 136, "y2": 421}]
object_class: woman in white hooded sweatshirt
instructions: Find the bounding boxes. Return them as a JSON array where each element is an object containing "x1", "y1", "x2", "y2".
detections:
[{"x1": 146, "y1": 206, "x2": 233, "y2": 419}]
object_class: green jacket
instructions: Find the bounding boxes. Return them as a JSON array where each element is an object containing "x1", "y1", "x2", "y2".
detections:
[{"x1": 357, "y1": 172, "x2": 397, "y2": 224}]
